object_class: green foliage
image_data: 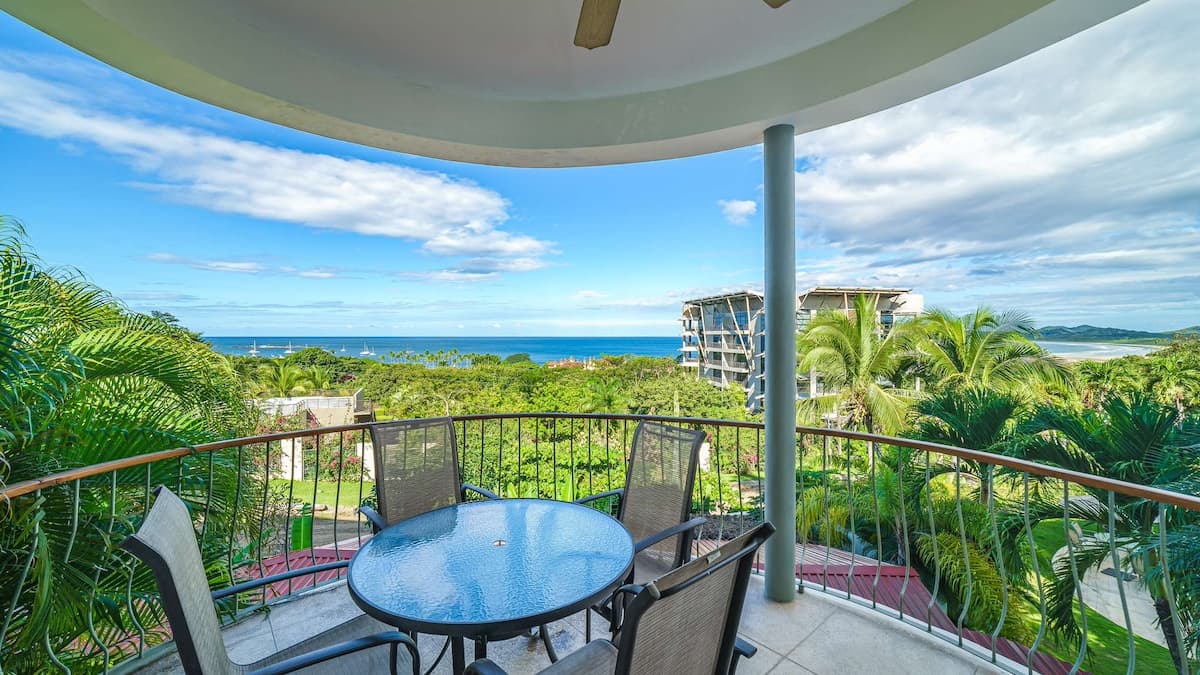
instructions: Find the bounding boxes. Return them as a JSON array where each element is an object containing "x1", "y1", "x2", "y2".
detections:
[
  {"x1": 1074, "y1": 338, "x2": 1200, "y2": 414},
  {"x1": 627, "y1": 373, "x2": 745, "y2": 419},
  {"x1": 797, "y1": 293, "x2": 916, "y2": 433},
  {"x1": 911, "y1": 306, "x2": 1069, "y2": 395},
  {"x1": 254, "y1": 361, "x2": 309, "y2": 398},
  {"x1": 504, "y1": 352, "x2": 532, "y2": 364},
  {"x1": 0, "y1": 218, "x2": 254, "y2": 670},
  {"x1": 1009, "y1": 393, "x2": 1200, "y2": 667}
]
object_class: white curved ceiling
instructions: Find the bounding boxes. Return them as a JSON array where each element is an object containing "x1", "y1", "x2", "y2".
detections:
[{"x1": 2, "y1": 0, "x2": 1143, "y2": 166}]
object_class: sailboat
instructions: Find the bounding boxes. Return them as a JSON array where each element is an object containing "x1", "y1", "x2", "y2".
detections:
[
  {"x1": 248, "y1": 340, "x2": 259, "y2": 357},
  {"x1": 284, "y1": 341, "x2": 295, "y2": 355},
  {"x1": 340, "y1": 345, "x2": 347, "y2": 353},
  {"x1": 360, "y1": 343, "x2": 374, "y2": 356}
]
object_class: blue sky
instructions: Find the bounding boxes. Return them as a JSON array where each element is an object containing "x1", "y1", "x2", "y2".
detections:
[{"x1": 1, "y1": 1, "x2": 1197, "y2": 336}]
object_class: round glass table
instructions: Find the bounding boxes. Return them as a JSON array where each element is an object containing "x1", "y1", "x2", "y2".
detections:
[{"x1": 347, "y1": 499, "x2": 634, "y2": 674}]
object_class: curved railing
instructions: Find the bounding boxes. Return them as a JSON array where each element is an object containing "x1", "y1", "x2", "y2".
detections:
[{"x1": 2, "y1": 414, "x2": 1198, "y2": 674}]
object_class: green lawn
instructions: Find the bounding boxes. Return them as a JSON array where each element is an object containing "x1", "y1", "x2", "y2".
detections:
[
  {"x1": 1025, "y1": 519, "x2": 1176, "y2": 674},
  {"x1": 269, "y1": 479, "x2": 374, "y2": 518}
]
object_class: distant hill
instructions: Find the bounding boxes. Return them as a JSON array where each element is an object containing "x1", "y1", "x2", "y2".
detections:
[{"x1": 1036, "y1": 324, "x2": 1198, "y2": 344}]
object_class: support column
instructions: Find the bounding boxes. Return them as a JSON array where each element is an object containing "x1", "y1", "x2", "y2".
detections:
[{"x1": 763, "y1": 124, "x2": 797, "y2": 602}]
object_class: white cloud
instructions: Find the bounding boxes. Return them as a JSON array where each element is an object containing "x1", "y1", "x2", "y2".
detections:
[
  {"x1": 776, "y1": 0, "x2": 1200, "y2": 330},
  {"x1": 0, "y1": 51, "x2": 554, "y2": 269},
  {"x1": 571, "y1": 290, "x2": 606, "y2": 301},
  {"x1": 297, "y1": 269, "x2": 339, "y2": 279},
  {"x1": 147, "y1": 253, "x2": 342, "y2": 278},
  {"x1": 718, "y1": 199, "x2": 757, "y2": 225}
]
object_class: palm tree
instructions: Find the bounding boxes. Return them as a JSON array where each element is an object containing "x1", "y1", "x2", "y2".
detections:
[
  {"x1": 0, "y1": 219, "x2": 253, "y2": 669},
  {"x1": 583, "y1": 376, "x2": 628, "y2": 414},
  {"x1": 1074, "y1": 359, "x2": 1142, "y2": 410},
  {"x1": 1148, "y1": 352, "x2": 1200, "y2": 420},
  {"x1": 911, "y1": 306, "x2": 1069, "y2": 395},
  {"x1": 1009, "y1": 394, "x2": 1200, "y2": 672},
  {"x1": 797, "y1": 293, "x2": 916, "y2": 434},
  {"x1": 305, "y1": 365, "x2": 334, "y2": 395},
  {"x1": 256, "y1": 362, "x2": 309, "y2": 398},
  {"x1": 911, "y1": 387, "x2": 1027, "y2": 504}
]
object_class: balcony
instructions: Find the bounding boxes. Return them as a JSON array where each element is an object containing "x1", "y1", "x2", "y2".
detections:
[{"x1": 3, "y1": 413, "x2": 1195, "y2": 674}]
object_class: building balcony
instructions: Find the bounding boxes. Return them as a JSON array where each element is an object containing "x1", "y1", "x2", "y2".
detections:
[{"x1": 2, "y1": 414, "x2": 1195, "y2": 674}]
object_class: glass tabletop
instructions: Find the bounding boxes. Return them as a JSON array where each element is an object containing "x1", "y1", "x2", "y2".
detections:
[{"x1": 347, "y1": 499, "x2": 634, "y2": 636}]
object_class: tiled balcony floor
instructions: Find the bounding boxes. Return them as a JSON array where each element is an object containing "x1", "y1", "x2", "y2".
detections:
[{"x1": 129, "y1": 575, "x2": 1009, "y2": 675}]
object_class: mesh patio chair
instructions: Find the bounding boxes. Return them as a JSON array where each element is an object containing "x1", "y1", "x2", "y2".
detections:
[
  {"x1": 122, "y1": 486, "x2": 419, "y2": 675},
  {"x1": 574, "y1": 421, "x2": 708, "y2": 640},
  {"x1": 360, "y1": 418, "x2": 531, "y2": 662},
  {"x1": 464, "y1": 522, "x2": 775, "y2": 675},
  {"x1": 359, "y1": 417, "x2": 499, "y2": 532}
]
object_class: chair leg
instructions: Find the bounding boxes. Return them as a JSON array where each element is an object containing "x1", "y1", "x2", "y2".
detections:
[
  {"x1": 389, "y1": 643, "x2": 398, "y2": 675},
  {"x1": 585, "y1": 609, "x2": 591, "y2": 643},
  {"x1": 539, "y1": 624, "x2": 559, "y2": 663}
]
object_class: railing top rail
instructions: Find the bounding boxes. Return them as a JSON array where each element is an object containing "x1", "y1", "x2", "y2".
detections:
[
  {"x1": 808, "y1": 425, "x2": 1200, "y2": 512},
  {"x1": 5, "y1": 413, "x2": 1199, "y2": 512},
  {"x1": 0, "y1": 423, "x2": 373, "y2": 500}
]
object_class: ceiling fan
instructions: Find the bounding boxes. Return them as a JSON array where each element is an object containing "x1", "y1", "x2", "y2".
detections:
[{"x1": 575, "y1": 0, "x2": 791, "y2": 50}]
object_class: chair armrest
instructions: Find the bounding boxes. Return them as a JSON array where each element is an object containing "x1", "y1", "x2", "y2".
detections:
[
  {"x1": 606, "y1": 583, "x2": 646, "y2": 634},
  {"x1": 730, "y1": 636, "x2": 758, "y2": 675},
  {"x1": 574, "y1": 488, "x2": 623, "y2": 506},
  {"x1": 461, "y1": 483, "x2": 501, "y2": 501},
  {"x1": 633, "y1": 516, "x2": 707, "y2": 554},
  {"x1": 358, "y1": 505, "x2": 388, "y2": 533},
  {"x1": 248, "y1": 631, "x2": 419, "y2": 675},
  {"x1": 212, "y1": 561, "x2": 349, "y2": 601},
  {"x1": 463, "y1": 658, "x2": 509, "y2": 675}
]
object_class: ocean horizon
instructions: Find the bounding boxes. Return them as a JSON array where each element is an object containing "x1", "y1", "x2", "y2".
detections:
[
  {"x1": 206, "y1": 336, "x2": 1158, "y2": 363},
  {"x1": 206, "y1": 336, "x2": 682, "y2": 363}
]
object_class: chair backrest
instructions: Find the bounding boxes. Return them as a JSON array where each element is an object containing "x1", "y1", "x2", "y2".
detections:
[
  {"x1": 369, "y1": 417, "x2": 462, "y2": 525},
  {"x1": 614, "y1": 522, "x2": 775, "y2": 675},
  {"x1": 619, "y1": 421, "x2": 705, "y2": 569},
  {"x1": 122, "y1": 487, "x2": 234, "y2": 675}
]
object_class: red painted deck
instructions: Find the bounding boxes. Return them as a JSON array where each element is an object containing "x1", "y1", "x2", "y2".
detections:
[
  {"x1": 236, "y1": 547, "x2": 357, "y2": 600},
  {"x1": 777, "y1": 550, "x2": 1080, "y2": 675}
]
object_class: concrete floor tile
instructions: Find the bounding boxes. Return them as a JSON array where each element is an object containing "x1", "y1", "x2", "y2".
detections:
[
  {"x1": 733, "y1": 635, "x2": 785, "y2": 675},
  {"x1": 738, "y1": 577, "x2": 836, "y2": 655},
  {"x1": 787, "y1": 609, "x2": 974, "y2": 675},
  {"x1": 768, "y1": 659, "x2": 819, "y2": 675},
  {"x1": 264, "y1": 584, "x2": 365, "y2": 652},
  {"x1": 221, "y1": 612, "x2": 278, "y2": 665}
]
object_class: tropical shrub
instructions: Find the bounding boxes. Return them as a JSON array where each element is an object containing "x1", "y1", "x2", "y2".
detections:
[{"x1": 0, "y1": 219, "x2": 254, "y2": 670}]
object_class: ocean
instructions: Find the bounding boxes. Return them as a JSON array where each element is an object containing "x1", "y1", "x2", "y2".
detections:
[
  {"x1": 205, "y1": 336, "x2": 682, "y2": 363},
  {"x1": 205, "y1": 337, "x2": 1158, "y2": 364}
]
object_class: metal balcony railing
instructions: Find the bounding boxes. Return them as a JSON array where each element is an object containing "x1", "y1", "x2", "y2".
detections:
[{"x1": 2, "y1": 414, "x2": 1198, "y2": 674}]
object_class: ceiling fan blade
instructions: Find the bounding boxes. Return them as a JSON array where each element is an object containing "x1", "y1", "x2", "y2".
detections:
[
  {"x1": 763, "y1": 0, "x2": 791, "y2": 7},
  {"x1": 575, "y1": 0, "x2": 621, "y2": 50}
]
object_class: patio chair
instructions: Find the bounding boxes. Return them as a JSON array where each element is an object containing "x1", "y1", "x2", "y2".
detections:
[
  {"x1": 463, "y1": 522, "x2": 775, "y2": 675},
  {"x1": 574, "y1": 420, "x2": 708, "y2": 640},
  {"x1": 122, "y1": 486, "x2": 419, "y2": 675},
  {"x1": 360, "y1": 418, "x2": 524, "y2": 661},
  {"x1": 359, "y1": 416, "x2": 499, "y2": 532}
]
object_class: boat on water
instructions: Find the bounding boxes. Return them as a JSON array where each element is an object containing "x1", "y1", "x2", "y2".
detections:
[
  {"x1": 248, "y1": 340, "x2": 259, "y2": 356},
  {"x1": 284, "y1": 341, "x2": 295, "y2": 355},
  {"x1": 360, "y1": 343, "x2": 375, "y2": 356},
  {"x1": 340, "y1": 345, "x2": 347, "y2": 353}
]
